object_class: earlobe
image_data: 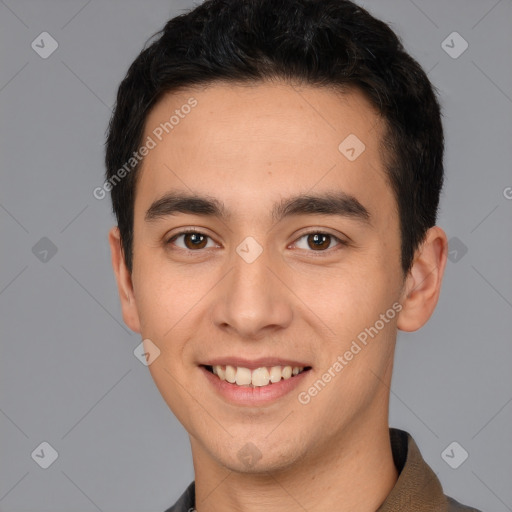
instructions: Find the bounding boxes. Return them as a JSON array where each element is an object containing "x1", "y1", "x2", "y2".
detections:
[
  {"x1": 396, "y1": 226, "x2": 448, "y2": 332},
  {"x1": 108, "y1": 227, "x2": 141, "y2": 333}
]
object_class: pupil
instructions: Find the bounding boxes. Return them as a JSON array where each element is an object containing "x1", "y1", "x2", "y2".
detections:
[
  {"x1": 187, "y1": 233, "x2": 206, "y2": 249},
  {"x1": 310, "y1": 233, "x2": 329, "y2": 250}
]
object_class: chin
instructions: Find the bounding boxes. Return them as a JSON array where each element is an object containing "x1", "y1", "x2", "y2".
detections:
[{"x1": 208, "y1": 435, "x2": 306, "y2": 475}]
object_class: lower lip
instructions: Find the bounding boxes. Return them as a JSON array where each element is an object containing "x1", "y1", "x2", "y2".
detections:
[{"x1": 200, "y1": 366, "x2": 311, "y2": 406}]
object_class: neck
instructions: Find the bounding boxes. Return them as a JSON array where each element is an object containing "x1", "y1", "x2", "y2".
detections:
[{"x1": 191, "y1": 420, "x2": 398, "y2": 512}]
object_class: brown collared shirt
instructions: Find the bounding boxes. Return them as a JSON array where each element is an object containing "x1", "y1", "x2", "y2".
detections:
[{"x1": 164, "y1": 428, "x2": 482, "y2": 512}]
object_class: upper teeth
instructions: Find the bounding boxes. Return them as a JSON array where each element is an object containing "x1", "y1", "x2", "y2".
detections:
[{"x1": 212, "y1": 365, "x2": 305, "y2": 387}]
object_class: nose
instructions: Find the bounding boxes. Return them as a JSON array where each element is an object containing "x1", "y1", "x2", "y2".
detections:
[{"x1": 210, "y1": 240, "x2": 293, "y2": 340}]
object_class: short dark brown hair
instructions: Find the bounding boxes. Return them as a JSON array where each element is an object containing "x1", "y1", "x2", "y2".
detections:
[{"x1": 105, "y1": 0, "x2": 444, "y2": 275}]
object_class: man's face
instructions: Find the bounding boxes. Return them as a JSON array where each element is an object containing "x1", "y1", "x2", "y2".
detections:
[{"x1": 126, "y1": 82, "x2": 406, "y2": 473}]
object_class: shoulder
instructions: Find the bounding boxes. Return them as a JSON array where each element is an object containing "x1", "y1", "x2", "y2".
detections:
[
  {"x1": 446, "y1": 495, "x2": 483, "y2": 512},
  {"x1": 163, "y1": 481, "x2": 195, "y2": 512}
]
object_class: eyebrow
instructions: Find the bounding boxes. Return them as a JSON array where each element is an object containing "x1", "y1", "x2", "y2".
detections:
[{"x1": 145, "y1": 190, "x2": 371, "y2": 226}]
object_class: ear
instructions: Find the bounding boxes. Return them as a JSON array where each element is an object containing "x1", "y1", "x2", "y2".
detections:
[
  {"x1": 397, "y1": 226, "x2": 448, "y2": 332},
  {"x1": 108, "y1": 226, "x2": 141, "y2": 333}
]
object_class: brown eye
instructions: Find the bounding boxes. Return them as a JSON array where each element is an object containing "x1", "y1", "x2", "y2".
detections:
[
  {"x1": 183, "y1": 232, "x2": 208, "y2": 249},
  {"x1": 293, "y1": 231, "x2": 346, "y2": 253},
  {"x1": 307, "y1": 233, "x2": 331, "y2": 250},
  {"x1": 167, "y1": 230, "x2": 214, "y2": 250}
]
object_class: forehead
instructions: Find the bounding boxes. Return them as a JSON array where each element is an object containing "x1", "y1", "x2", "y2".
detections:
[{"x1": 135, "y1": 80, "x2": 393, "y2": 221}]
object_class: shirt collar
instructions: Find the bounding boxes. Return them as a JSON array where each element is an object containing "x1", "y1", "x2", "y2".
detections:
[{"x1": 376, "y1": 428, "x2": 447, "y2": 511}]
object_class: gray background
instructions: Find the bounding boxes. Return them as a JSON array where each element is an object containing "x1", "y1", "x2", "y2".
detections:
[{"x1": 1, "y1": 0, "x2": 511, "y2": 511}]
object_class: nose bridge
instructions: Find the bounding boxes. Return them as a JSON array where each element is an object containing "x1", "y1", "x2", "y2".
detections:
[
  {"x1": 212, "y1": 236, "x2": 292, "y2": 337},
  {"x1": 232, "y1": 236, "x2": 271, "y2": 297}
]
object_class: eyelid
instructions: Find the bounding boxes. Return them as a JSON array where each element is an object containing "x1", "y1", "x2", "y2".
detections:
[
  {"x1": 290, "y1": 229, "x2": 348, "y2": 251},
  {"x1": 165, "y1": 227, "x2": 348, "y2": 253},
  {"x1": 166, "y1": 227, "x2": 219, "y2": 248}
]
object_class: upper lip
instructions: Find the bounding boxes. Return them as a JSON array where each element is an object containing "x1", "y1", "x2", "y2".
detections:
[{"x1": 201, "y1": 357, "x2": 312, "y2": 370}]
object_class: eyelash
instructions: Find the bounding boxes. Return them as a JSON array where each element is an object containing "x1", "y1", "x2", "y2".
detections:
[{"x1": 165, "y1": 228, "x2": 348, "y2": 255}]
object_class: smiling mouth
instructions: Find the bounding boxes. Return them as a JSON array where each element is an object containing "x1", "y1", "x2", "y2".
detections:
[{"x1": 202, "y1": 364, "x2": 312, "y2": 387}]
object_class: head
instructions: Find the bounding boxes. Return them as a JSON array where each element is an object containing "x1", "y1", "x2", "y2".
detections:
[{"x1": 106, "y1": 0, "x2": 447, "y2": 475}]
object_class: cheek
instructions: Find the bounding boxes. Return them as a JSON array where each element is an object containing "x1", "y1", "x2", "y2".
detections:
[
  {"x1": 132, "y1": 257, "x2": 180, "y2": 345},
  {"x1": 311, "y1": 258, "x2": 399, "y2": 350},
  {"x1": 131, "y1": 251, "x2": 215, "y2": 355}
]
